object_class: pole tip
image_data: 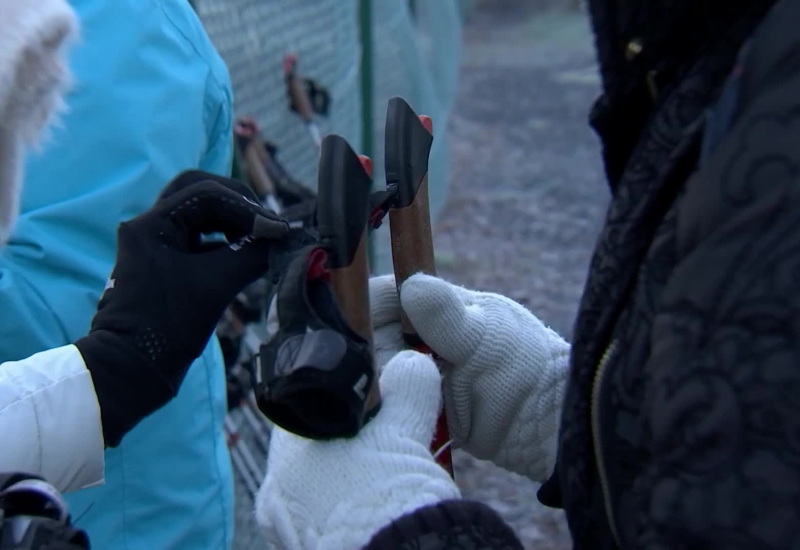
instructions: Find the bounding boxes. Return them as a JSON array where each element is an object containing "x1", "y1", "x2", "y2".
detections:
[
  {"x1": 418, "y1": 115, "x2": 433, "y2": 134},
  {"x1": 358, "y1": 155, "x2": 373, "y2": 177}
]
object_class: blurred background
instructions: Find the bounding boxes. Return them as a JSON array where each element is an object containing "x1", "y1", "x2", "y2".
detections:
[{"x1": 191, "y1": 0, "x2": 610, "y2": 547}]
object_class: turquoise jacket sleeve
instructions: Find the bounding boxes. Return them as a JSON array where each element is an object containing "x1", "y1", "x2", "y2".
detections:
[{"x1": 0, "y1": 1, "x2": 235, "y2": 548}]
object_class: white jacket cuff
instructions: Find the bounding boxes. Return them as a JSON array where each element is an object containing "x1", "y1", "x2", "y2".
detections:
[{"x1": 0, "y1": 344, "x2": 105, "y2": 492}]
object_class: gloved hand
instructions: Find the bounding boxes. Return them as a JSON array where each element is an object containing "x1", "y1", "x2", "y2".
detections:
[
  {"x1": 370, "y1": 274, "x2": 571, "y2": 483},
  {"x1": 75, "y1": 171, "x2": 288, "y2": 447},
  {"x1": 255, "y1": 350, "x2": 460, "y2": 550}
]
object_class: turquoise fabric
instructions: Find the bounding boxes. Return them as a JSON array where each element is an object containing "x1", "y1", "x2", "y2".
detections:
[{"x1": 0, "y1": 0, "x2": 235, "y2": 548}]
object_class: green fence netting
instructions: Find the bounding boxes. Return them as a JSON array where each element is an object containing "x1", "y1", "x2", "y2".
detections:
[{"x1": 192, "y1": 0, "x2": 462, "y2": 274}]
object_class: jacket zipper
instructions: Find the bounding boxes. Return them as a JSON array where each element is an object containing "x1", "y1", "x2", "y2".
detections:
[{"x1": 591, "y1": 339, "x2": 622, "y2": 547}]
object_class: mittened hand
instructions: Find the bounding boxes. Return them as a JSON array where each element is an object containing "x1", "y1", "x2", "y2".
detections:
[
  {"x1": 369, "y1": 275, "x2": 407, "y2": 370},
  {"x1": 255, "y1": 350, "x2": 460, "y2": 550},
  {"x1": 369, "y1": 273, "x2": 572, "y2": 482}
]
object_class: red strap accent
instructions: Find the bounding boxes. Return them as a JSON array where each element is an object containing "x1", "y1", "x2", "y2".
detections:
[
  {"x1": 432, "y1": 414, "x2": 454, "y2": 477},
  {"x1": 357, "y1": 155, "x2": 373, "y2": 178},
  {"x1": 234, "y1": 117, "x2": 259, "y2": 137},
  {"x1": 283, "y1": 52, "x2": 298, "y2": 75},
  {"x1": 418, "y1": 115, "x2": 433, "y2": 134},
  {"x1": 369, "y1": 205, "x2": 387, "y2": 229},
  {"x1": 411, "y1": 341, "x2": 444, "y2": 362},
  {"x1": 414, "y1": 341, "x2": 434, "y2": 355},
  {"x1": 307, "y1": 248, "x2": 331, "y2": 282},
  {"x1": 226, "y1": 431, "x2": 240, "y2": 448}
]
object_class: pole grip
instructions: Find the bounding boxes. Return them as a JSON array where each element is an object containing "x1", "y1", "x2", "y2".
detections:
[
  {"x1": 385, "y1": 97, "x2": 454, "y2": 477},
  {"x1": 317, "y1": 135, "x2": 381, "y2": 415},
  {"x1": 243, "y1": 139, "x2": 277, "y2": 200}
]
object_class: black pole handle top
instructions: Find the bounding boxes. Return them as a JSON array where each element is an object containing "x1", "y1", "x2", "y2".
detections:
[
  {"x1": 316, "y1": 134, "x2": 373, "y2": 268},
  {"x1": 384, "y1": 97, "x2": 433, "y2": 208}
]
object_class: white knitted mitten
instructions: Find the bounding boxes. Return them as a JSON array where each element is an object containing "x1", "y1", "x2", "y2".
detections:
[
  {"x1": 369, "y1": 275, "x2": 407, "y2": 370},
  {"x1": 255, "y1": 350, "x2": 460, "y2": 550},
  {"x1": 370, "y1": 274, "x2": 571, "y2": 483}
]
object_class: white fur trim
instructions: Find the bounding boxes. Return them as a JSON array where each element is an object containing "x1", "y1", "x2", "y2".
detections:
[{"x1": 0, "y1": 0, "x2": 79, "y2": 245}]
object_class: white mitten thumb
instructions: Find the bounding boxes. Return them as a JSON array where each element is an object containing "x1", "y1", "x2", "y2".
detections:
[
  {"x1": 369, "y1": 275, "x2": 405, "y2": 370},
  {"x1": 401, "y1": 274, "x2": 483, "y2": 365},
  {"x1": 368, "y1": 275, "x2": 401, "y2": 328},
  {"x1": 374, "y1": 350, "x2": 442, "y2": 445}
]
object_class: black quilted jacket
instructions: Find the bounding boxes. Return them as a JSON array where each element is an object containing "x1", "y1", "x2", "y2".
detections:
[{"x1": 366, "y1": 0, "x2": 800, "y2": 548}]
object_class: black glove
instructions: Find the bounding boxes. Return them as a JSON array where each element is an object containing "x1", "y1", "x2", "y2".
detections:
[{"x1": 75, "y1": 171, "x2": 288, "y2": 447}]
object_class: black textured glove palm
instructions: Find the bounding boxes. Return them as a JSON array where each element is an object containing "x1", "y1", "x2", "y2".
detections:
[{"x1": 75, "y1": 171, "x2": 288, "y2": 447}]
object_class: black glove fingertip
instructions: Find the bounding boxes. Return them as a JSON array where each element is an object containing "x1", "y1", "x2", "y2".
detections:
[{"x1": 253, "y1": 215, "x2": 290, "y2": 240}]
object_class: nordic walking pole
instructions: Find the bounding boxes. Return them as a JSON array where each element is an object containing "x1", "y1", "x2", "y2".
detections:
[
  {"x1": 315, "y1": 135, "x2": 381, "y2": 418},
  {"x1": 235, "y1": 119, "x2": 282, "y2": 213},
  {"x1": 385, "y1": 97, "x2": 455, "y2": 477},
  {"x1": 284, "y1": 53, "x2": 322, "y2": 150}
]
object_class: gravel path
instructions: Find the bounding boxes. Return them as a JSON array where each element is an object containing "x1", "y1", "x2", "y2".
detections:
[
  {"x1": 431, "y1": 4, "x2": 608, "y2": 549},
  {"x1": 230, "y1": 4, "x2": 611, "y2": 548}
]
